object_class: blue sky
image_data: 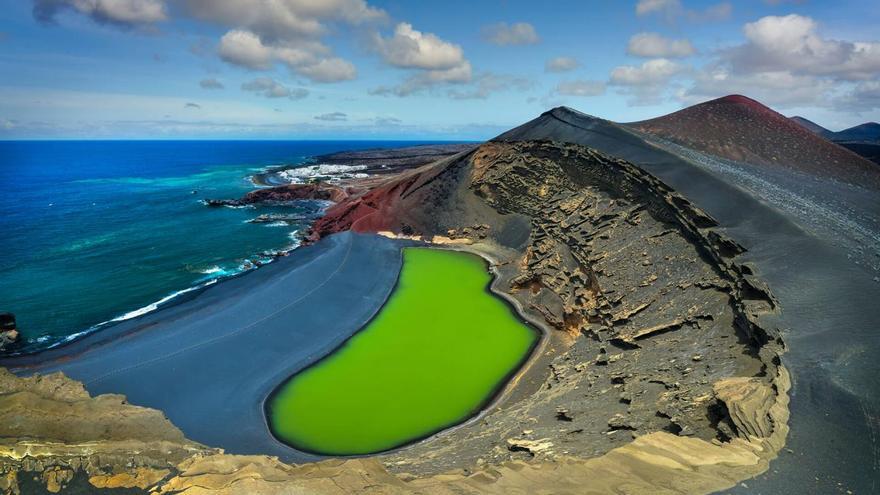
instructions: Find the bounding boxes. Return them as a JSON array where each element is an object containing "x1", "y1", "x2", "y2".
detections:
[{"x1": 1, "y1": 0, "x2": 878, "y2": 139}]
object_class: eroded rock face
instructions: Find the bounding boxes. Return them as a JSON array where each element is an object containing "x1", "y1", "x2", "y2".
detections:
[
  {"x1": 0, "y1": 140, "x2": 790, "y2": 495},
  {"x1": 205, "y1": 183, "x2": 349, "y2": 207},
  {"x1": 367, "y1": 141, "x2": 785, "y2": 476},
  {"x1": 0, "y1": 314, "x2": 18, "y2": 352},
  {"x1": 0, "y1": 369, "x2": 214, "y2": 493}
]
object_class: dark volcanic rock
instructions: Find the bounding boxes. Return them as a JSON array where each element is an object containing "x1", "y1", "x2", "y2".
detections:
[
  {"x1": 838, "y1": 142, "x2": 880, "y2": 165},
  {"x1": 309, "y1": 140, "x2": 785, "y2": 475},
  {"x1": 0, "y1": 313, "x2": 18, "y2": 351},
  {"x1": 831, "y1": 122, "x2": 880, "y2": 143},
  {"x1": 315, "y1": 143, "x2": 477, "y2": 174},
  {"x1": 0, "y1": 313, "x2": 14, "y2": 331},
  {"x1": 205, "y1": 183, "x2": 348, "y2": 207}
]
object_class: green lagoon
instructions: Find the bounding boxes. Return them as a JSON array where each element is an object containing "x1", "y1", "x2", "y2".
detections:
[{"x1": 267, "y1": 247, "x2": 538, "y2": 455}]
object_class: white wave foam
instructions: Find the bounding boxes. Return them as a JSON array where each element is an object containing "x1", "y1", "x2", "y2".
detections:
[
  {"x1": 27, "y1": 227, "x2": 311, "y2": 352},
  {"x1": 277, "y1": 164, "x2": 367, "y2": 184},
  {"x1": 110, "y1": 280, "x2": 218, "y2": 323}
]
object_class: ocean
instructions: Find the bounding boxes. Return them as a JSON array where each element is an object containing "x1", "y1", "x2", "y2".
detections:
[{"x1": 0, "y1": 140, "x2": 442, "y2": 354}]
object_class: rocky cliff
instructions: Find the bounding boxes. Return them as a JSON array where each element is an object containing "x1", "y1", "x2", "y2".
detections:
[{"x1": 3, "y1": 140, "x2": 789, "y2": 495}]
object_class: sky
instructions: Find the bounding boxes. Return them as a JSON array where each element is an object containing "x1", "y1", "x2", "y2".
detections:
[{"x1": 0, "y1": 0, "x2": 878, "y2": 140}]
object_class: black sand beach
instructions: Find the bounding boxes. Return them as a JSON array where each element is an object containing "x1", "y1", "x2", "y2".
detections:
[
  {"x1": 1, "y1": 231, "x2": 409, "y2": 462},
  {"x1": 2, "y1": 118, "x2": 875, "y2": 492},
  {"x1": 499, "y1": 107, "x2": 880, "y2": 493}
]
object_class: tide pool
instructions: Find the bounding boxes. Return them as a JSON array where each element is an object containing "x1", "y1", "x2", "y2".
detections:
[{"x1": 267, "y1": 247, "x2": 538, "y2": 455}]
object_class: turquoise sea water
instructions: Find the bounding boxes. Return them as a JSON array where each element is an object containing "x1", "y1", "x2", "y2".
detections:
[{"x1": 0, "y1": 140, "x2": 442, "y2": 354}]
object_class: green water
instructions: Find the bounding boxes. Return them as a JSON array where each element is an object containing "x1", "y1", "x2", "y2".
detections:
[{"x1": 267, "y1": 247, "x2": 538, "y2": 455}]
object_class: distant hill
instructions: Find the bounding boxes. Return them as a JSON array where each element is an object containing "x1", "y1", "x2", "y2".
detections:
[
  {"x1": 791, "y1": 118, "x2": 880, "y2": 143},
  {"x1": 790, "y1": 116, "x2": 832, "y2": 137},
  {"x1": 833, "y1": 122, "x2": 880, "y2": 143},
  {"x1": 628, "y1": 95, "x2": 879, "y2": 187},
  {"x1": 789, "y1": 118, "x2": 880, "y2": 165}
]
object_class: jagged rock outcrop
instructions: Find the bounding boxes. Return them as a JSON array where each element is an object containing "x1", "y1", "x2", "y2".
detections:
[
  {"x1": 0, "y1": 314, "x2": 17, "y2": 352},
  {"x1": 1, "y1": 140, "x2": 790, "y2": 495},
  {"x1": 0, "y1": 369, "x2": 215, "y2": 493},
  {"x1": 205, "y1": 183, "x2": 348, "y2": 207},
  {"x1": 303, "y1": 140, "x2": 789, "y2": 489}
]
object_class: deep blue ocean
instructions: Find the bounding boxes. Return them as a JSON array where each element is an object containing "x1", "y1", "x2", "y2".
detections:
[{"x1": 0, "y1": 140, "x2": 442, "y2": 354}]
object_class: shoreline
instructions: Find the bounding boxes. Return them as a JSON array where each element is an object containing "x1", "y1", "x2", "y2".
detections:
[
  {"x1": 0, "y1": 137, "x2": 798, "y2": 494},
  {"x1": 3, "y1": 143, "x2": 474, "y2": 358},
  {"x1": 2, "y1": 230, "x2": 307, "y2": 358},
  {"x1": 361, "y1": 141, "x2": 789, "y2": 483},
  {"x1": 262, "y1": 243, "x2": 547, "y2": 458},
  {"x1": 1, "y1": 231, "x2": 411, "y2": 462}
]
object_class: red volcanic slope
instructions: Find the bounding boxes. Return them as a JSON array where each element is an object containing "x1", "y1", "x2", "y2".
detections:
[
  {"x1": 630, "y1": 95, "x2": 880, "y2": 189},
  {"x1": 308, "y1": 164, "x2": 443, "y2": 240}
]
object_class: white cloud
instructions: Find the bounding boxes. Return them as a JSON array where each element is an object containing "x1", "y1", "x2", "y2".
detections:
[
  {"x1": 674, "y1": 14, "x2": 880, "y2": 110},
  {"x1": 374, "y1": 116, "x2": 402, "y2": 126},
  {"x1": 611, "y1": 58, "x2": 684, "y2": 86},
  {"x1": 627, "y1": 33, "x2": 695, "y2": 58},
  {"x1": 182, "y1": 0, "x2": 386, "y2": 41},
  {"x1": 835, "y1": 81, "x2": 880, "y2": 111},
  {"x1": 728, "y1": 14, "x2": 880, "y2": 81},
  {"x1": 199, "y1": 78, "x2": 224, "y2": 90},
  {"x1": 217, "y1": 29, "x2": 354, "y2": 82},
  {"x1": 610, "y1": 58, "x2": 686, "y2": 106},
  {"x1": 190, "y1": 0, "x2": 386, "y2": 83},
  {"x1": 373, "y1": 23, "x2": 466, "y2": 70},
  {"x1": 481, "y1": 22, "x2": 539, "y2": 46},
  {"x1": 679, "y1": 67, "x2": 832, "y2": 108},
  {"x1": 218, "y1": 30, "x2": 276, "y2": 70},
  {"x1": 34, "y1": 0, "x2": 167, "y2": 27},
  {"x1": 635, "y1": 0, "x2": 731, "y2": 22},
  {"x1": 369, "y1": 62, "x2": 473, "y2": 97},
  {"x1": 545, "y1": 57, "x2": 580, "y2": 73},
  {"x1": 315, "y1": 112, "x2": 347, "y2": 121},
  {"x1": 297, "y1": 58, "x2": 356, "y2": 82},
  {"x1": 687, "y1": 2, "x2": 731, "y2": 22},
  {"x1": 369, "y1": 22, "x2": 473, "y2": 96},
  {"x1": 241, "y1": 77, "x2": 309, "y2": 99},
  {"x1": 636, "y1": 0, "x2": 680, "y2": 16},
  {"x1": 447, "y1": 73, "x2": 535, "y2": 100},
  {"x1": 555, "y1": 80, "x2": 606, "y2": 97}
]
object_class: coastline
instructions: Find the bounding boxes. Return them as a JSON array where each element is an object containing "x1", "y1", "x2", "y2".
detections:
[
  {"x1": 262, "y1": 243, "x2": 546, "y2": 458},
  {"x1": 0, "y1": 137, "x2": 801, "y2": 494},
  {"x1": 1, "y1": 232, "x2": 411, "y2": 462},
  {"x1": 363, "y1": 142, "x2": 788, "y2": 483},
  {"x1": 1, "y1": 226, "x2": 307, "y2": 358},
  {"x1": 2, "y1": 141, "x2": 470, "y2": 357}
]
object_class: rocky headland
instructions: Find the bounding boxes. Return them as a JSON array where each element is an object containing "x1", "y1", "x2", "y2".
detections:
[{"x1": 206, "y1": 143, "x2": 477, "y2": 208}]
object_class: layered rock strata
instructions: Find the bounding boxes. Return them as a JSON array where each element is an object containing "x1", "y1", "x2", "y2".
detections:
[{"x1": 2, "y1": 140, "x2": 789, "y2": 495}]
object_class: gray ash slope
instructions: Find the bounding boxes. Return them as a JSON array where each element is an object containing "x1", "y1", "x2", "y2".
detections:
[{"x1": 496, "y1": 106, "x2": 880, "y2": 494}]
